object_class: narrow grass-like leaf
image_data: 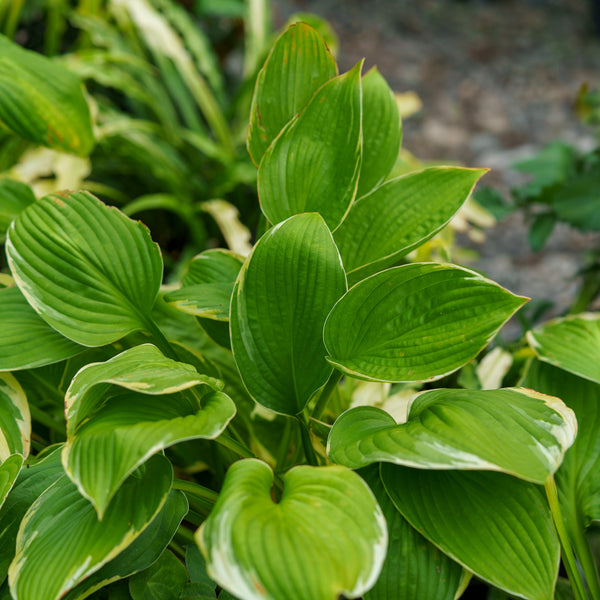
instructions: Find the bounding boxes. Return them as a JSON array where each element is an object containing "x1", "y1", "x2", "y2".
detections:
[
  {"x1": 382, "y1": 466, "x2": 559, "y2": 600},
  {"x1": 324, "y1": 263, "x2": 527, "y2": 382},
  {"x1": 8, "y1": 454, "x2": 172, "y2": 600},
  {"x1": 360, "y1": 466, "x2": 463, "y2": 600},
  {"x1": 328, "y1": 388, "x2": 576, "y2": 483},
  {"x1": 6, "y1": 191, "x2": 163, "y2": 347},
  {"x1": 230, "y1": 213, "x2": 347, "y2": 414},
  {"x1": 0, "y1": 286, "x2": 84, "y2": 371},
  {"x1": 527, "y1": 313, "x2": 600, "y2": 384},
  {"x1": 335, "y1": 168, "x2": 486, "y2": 280},
  {"x1": 0, "y1": 373, "x2": 30, "y2": 460},
  {"x1": 247, "y1": 22, "x2": 337, "y2": 165},
  {"x1": 355, "y1": 68, "x2": 402, "y2": 198},
  {"x1": 197, "y1": 459, "x2": 387, "y2": 600},
  {"x1": 258, "y1": 63, "x2": 362, "y2": 229},
  {"x1": 0, "y1": 34, "x2": 94, "y2": 155}
]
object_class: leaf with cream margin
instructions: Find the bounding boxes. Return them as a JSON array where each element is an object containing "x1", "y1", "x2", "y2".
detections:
[
  {"x1": 258, "y1": 62, "x2": 362, "y2": 229},
  {"x1": 247, "y1": 22, "x2": 337, "y2": 166},
  {"x1": 6, "y1": 190, "x2": 163, "y2": 347},
  {"x1": 196, "y1": 459, "x2": 387, "y2": 600},
  {"x1": 328, "y1": 387, "x2": 576, "y2": 484},
  {"x1": 324, "y1": 263, "x2": 527, "y2": 382},
  {"x1": 63, "y1": 344, "x2": 234, "y2": 516},
  {"x1": 8, "y1": 454, "x2": 172, "y2": 600},
  {"x1": 382, "y1": 465, "x2": 560, "y2": 600},
  {"x1": 527, "y1": 313, "x2": 600, "y2": 384},
  {"x1": 230, "y1": 213, "x2": 347, "y2": 415}
]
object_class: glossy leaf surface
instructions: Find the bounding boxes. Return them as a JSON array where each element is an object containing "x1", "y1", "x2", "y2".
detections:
[
  {"x1": 324, "y1": 263, "x2": 527, "y2": 382},
  {"x1": 382, "y1": 466, "x2": 559, "y2": 600},
  {"x1": 9, "y1": 455, "x2": 172, "y2": 600},
  {"x1": 258, "y1": 63, "x2": 362, "y2": 229},
  {"x1": 248, "y1": 22, "x2": 337, "y2": 165},
  {"x1": 197, "y1": 459, "x2": 387, "y2": 600},
  {"x1": 230, "y1": 213, "x2": 347, "y2": 414},
  {"x1": 527, "y1": 313, "x2": 600, "y2": 384},
  {"x1": 6, "y1": 191, "x2": 163, "y2": 347},
  {"x1": 328, "y1": 388, "x2": 576, "y2": 483}
]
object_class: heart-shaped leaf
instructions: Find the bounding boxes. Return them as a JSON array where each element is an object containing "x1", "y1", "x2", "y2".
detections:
[
  {"x1": 527, "y1": 313, "x2": 600, "y2": 384},
  {"x1": 0, "y1": 34, "x2": 94, "y2": 155},
  {"x1": 8, "y1": 454, "x2": 172, "y2": 600},
  {"x1": 355, "y1": 67, "x2": 402, "y2": 199},
  {"x1": 258, "y1": 63, "x2": 362, "y2": 229},
  {"x1": 230, "y1": 213, "x2": 347, "y2": 414},
  {"x1": 6, "y1": 190, "x2": 163, "y2": 347},
  {"x1": 328, "y1": 388, "x2": 576, "y2": 484},
  {"x1": 381, "y1": 466, "x2": 559, "y2": 600},
  {"x1": 360, "y1": 466, "x2": 464, "y2": 600},
  {"x1": 247, "y1": 22, "x2": 337, "y2": 165},
  {"x1": 324, "y1": 263, "x2": 527, "y2": 382},
  {"x1": 0, "y1": 286, "x2": 84, "y2": 371},
  {"x1": 334, "y1": 168, "x2": 486, "y2": 282},
  {"x1": 197, "y1": 459, "x2": 387, "y2": 600}
]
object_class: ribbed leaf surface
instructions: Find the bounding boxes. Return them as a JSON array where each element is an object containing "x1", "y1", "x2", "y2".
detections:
[
  {"x1": 258, "y1": 63, "x2": 362, "y2": 229},
  {"x1": 9, "y1": 454, "x2": 172, "y2": 600},
  {"x1": 247, "y1": 22, "x2": 337, "y2": 165},
  {"x1": 197, "y1": 459, "x2": 387, "y2": 600},
  {"x1": 328, "y1": 388, "x2": 576, "y2": 484},
  {"x1": 6, "y1": 191, "x2": 163, "y2": 347},
  {"x1": 324, "y1": 263, "x2": 527, "y2": 382},
  {"x1": 382, "y1": 466, "x2": 559, "y2": 600},
  {"x1": 0, "y1": 34, "x2": 94, "y2": 155},
  {"x1": 527, "y1": 313, "x2": 600, "y2": 384},
  {"x1": 230, "y1": 213, "x2": 347, "y2": 414}
]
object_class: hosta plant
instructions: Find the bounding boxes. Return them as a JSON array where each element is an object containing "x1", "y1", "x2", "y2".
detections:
[{"x1": 0, "y1": 19, "x2": 596, "y2": 600}]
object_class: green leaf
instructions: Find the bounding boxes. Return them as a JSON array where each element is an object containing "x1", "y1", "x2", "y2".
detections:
[
  {"x1": 247, "y1": 22, "x2": 337, "y2": 166},
  {"x1": 0, "y1": 286, "x2": 84, "y2": 371},
  {"x1": 355, "y1": 67, "x2": 402, "y2": 198},
  {"x1": 9, "y1": 454, "x2": 173, "y2": 600},
  {"x1": 324, "y1": 263, "x2": 527, "y2": 382},
  {"x1": 257, "y1": 62, "x2": 362, "y2": 229},
  {"x1": 63, "y1": 490, "x2": 188, "y2": 600},
  {"x1": 165, "y1": 283, "x2": 233, "y2": 320},
  {"x1": 527, "y1": 313, "x2": 600, "y2": 384},
  {"x1": 381, "y1": 466, "x2": 559, "y2": 600},
  {"x1": 0, "y1": 179, "x2": 35, "y2": 240},
  {"x1": 334, "y1": 167, "x2": 487, "y2": 281},
  {"x1": 6, "y1": 191, "x2": 163, "y2": 347},
  {"x1": 360, "y1": 466, "x2": 463, "y2": 600},
  {"x1": 182, "y1": 250, "x2": 244, "y2": 288},
  {"x1": 0, "y1": 373, "x2": 30, "y2": 459},
  {"x1": 528, "y1": 212, "x2": 556, "y2": 252},
  {"x1": 196, "y1": 459, "x2": 387, "y2": 600},
  {"x1": 129, "y1": 549, "x2": 188, "y2": 600},
  {"x1": 0, "y1": 34, "x2": 94, "y2": 155},
  {"x1": 0, "y1": 455, "x2": 23, "y2": 512},
  {"x1": 328, "y1": 387, "x2": 576, "y2": 483},
  {"x1": 230, "y1": 213, "x2": 347, "y2": 415}
]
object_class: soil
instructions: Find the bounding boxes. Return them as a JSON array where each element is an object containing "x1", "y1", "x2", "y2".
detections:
[{"x1": 271, "y1": 0, "x2": 600, "y2": 325}]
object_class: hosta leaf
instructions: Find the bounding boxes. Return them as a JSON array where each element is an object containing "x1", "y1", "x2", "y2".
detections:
[
  {"x1": 0, "y1": 373, "x2": 30, "y2": 460},
  {"x1": 324, "y1": 263, "x2": 527, "y2": 382},
  {"x1": 182, "y1": 249, "x2": 244, "y2": 288},
  {"x1": 247, "y1": 22, "x2": 337, "y2": 166},
  {"x1": 334, "y1": 168, "x2": 486, "y2": 281},
  {"x1": 328, "y1": 388, "x2": 576, "y2": 483},
  {"x1": 165, "y1": 284, "x2": 233, "y2": 319},
  {"x1": 0, "y1": 34, "x2": 94, "y2": 155},
  {"x1": 0, "y1": 286, "x2": 84, "y2": 371},
  {"x1": 355, "y1": 68, "x2": 402, "y2": 199},
  {"x1": 8, "y1": 454, "x2": 172, "y2": 600},
  {"x1": 6, "y1": 191, "x2": 163, "y2": 347},
  {"x1": 65, "y1": 344, "x2": 222, "y2": 435},
  {"x1": 360, "y1": 466, "x2": 464, "y2": 600},
  {"x1": 230, "y1": 213, "x2": 347, "y2": 414},
  {"x1": 0, "y1": 179, "x2": 35, "y2": 240},
  {"x1": 129, "y1": 549, "x2": 188, "y2": 599},
  {"x1": 196, "y1": 459, "x2": 387, "y2": 600},
  {"x1": 381, "y1": 466, "x2": 559, "y2": 600},
  {"x1": 258, "y1": 62, "x2": 362, "y2": 229},
  {"x1": 63, "y1": 490, "x2": 188, "y2": 600},
  {"x1": 527, "y1": 313, "x2": 600, "y2": 384},
  {"x1": 0, "y1": 455, "x2": 23, "y2": 512}
]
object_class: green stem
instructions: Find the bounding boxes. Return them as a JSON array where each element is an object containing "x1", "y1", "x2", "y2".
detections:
[
  {"x1": 570, "y1": 516, "x2": 600, "y2": 600},
  {"x1": 297, "y1": 413, "x2": 319, "y2": 467},
  {"x1": 545, "y1": 476, "x2": 589, "y2": 600},
  {"x1": 3, "y1": 0, "x2": 25, "y2": 38},
  {"x1": 312, "y1": 371, "x2": 343, "y2": 420},
  {"x1": 29, "y1": 405, "x2": 65, "y2": 438},
  {"x1": 143, "y1": 318, "x2": 179, "y2": 361},
  {"x1": 215, "y1": 433, "x2": 255, "y2": 460},
  {"x1": 274, "y1": 419, "x2": 293, "y2": 471},
  {"x1": 173, "y1": 479, "x2": 218, "y2": 516}
]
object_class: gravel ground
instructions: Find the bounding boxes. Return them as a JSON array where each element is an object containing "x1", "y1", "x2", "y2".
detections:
[{"x1": 271, "y1": 0, "x2": 600, "y2": 322}]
